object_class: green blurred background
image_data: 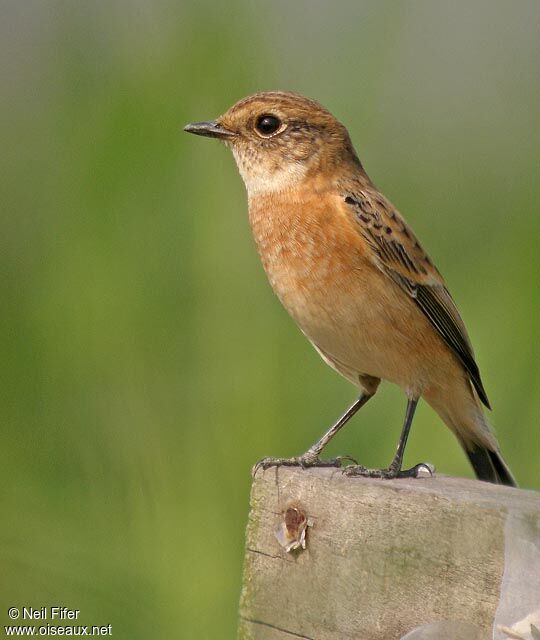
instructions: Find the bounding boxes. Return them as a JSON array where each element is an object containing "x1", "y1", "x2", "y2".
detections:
[{"x1": 2, "y1": 1, "x2": 539, "y2": 637}]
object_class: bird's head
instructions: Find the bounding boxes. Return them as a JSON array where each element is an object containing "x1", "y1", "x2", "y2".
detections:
[{"x1": 184, "y1": 91, "x2": 361, "y2": 196}]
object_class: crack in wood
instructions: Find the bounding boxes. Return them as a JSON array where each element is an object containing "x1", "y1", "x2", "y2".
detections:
[
  {"x1": 246, "y1": 546, "x2": 285, "y2": 560},
  {"x1": 240, "y1": 616, "x2": 316, "y2": 639}
]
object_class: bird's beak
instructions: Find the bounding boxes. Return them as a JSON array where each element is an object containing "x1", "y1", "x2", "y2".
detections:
[{"x1": 183, "y1": 120, "x2": 236, "y2": 140}]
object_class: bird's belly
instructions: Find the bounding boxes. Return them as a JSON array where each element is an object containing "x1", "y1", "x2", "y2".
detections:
[
  {"x1": 267, "y1": 259, "x2": 379, "y2": 371},
  {"x1": 249, "y1": 197, "x2": 447, "y2": 394},
  {"x1": 264, "y1": 254, "x2": 441, "y2": 393}
]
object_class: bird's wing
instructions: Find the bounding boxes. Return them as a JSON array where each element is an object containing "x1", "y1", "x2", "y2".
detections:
[{"x1": 343, "y1": 188, "x2": 490, "y2": 408}]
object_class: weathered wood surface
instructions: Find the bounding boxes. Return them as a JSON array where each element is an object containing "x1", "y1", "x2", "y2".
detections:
[{"x1": 238, "y1": 468, "x2": 540, "y2": 640}]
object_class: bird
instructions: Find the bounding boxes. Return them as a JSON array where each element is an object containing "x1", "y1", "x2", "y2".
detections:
[{"x1": 184, "y1": 91, "x2": 516, "y2": 486}]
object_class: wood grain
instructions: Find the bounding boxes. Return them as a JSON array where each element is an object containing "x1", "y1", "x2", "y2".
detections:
[{"x1": 238, "y1": 468, "x2": 540, "y2": 640}]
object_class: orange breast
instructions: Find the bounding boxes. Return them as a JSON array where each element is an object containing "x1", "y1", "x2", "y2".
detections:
[
  {"x1": 246, "y1": 185, "x2": 455, "y2": 395},
  {"x1": 248, "y1": 188, "x2": 375, "y2": 335}
]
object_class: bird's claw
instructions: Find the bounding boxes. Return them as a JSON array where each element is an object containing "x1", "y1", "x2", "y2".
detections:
[
  {"x1": 413, "y1": 462, "x2": 436, "y2": 478},
  {"x1": 343, "y1": 462, "x2": 435, "y2": 479},
  {"x1": 252, "y1": 453, "x2": 357, "y2": 477}
]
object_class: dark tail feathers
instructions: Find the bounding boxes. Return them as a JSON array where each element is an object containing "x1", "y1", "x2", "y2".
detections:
[{"x1": 465, "y1": 444, "x2": 517, "y2": 487}]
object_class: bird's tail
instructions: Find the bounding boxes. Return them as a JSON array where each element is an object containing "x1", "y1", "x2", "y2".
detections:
[
  {"x1": 425, "y1": 384, "x2": 517, "y2": 487},
  {"x1": 462, "y1": 442, "x2": 517, "y2": 487}
]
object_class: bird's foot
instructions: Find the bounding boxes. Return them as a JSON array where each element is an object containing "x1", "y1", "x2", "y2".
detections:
[
  {"x1": 343, "y1": 462, "x2": 435, "y2": 479},
  {"x1": 252, "y1": 452, "x2": 357, "y2": 477}
]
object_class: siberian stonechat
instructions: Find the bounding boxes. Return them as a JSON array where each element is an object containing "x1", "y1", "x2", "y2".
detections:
[{"x1": 185, "y1": 91, "x2": 515, "y2": 486}]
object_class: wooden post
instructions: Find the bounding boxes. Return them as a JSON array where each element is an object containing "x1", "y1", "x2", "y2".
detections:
[{"x1": 238, "y1": 467, "x2": 540, "y2": 640}]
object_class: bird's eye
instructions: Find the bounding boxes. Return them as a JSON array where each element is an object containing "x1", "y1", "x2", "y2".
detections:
[{"x1": 255, "y1": 114, "x2": 282, "y2": 137}]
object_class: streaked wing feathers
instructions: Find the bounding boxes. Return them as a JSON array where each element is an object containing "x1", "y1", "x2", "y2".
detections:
[{"x1": 343, "y1": 189, "x2": 490, "y2": 408}]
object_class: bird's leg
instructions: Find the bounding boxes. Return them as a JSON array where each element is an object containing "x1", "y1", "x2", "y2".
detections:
[
  {"x1": 253, "y1": 393, "x2": 373, "y2": 476},
  {"x1": 344, "y1": 398, "x2": 434, "y2": 479}
]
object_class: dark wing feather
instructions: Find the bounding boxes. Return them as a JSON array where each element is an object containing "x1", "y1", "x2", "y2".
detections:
[
  {"x1": 414, "y1": 285, "x2": 490, "y2": 408},
  {"x1": 343, "y1": 189, "x2": 490, "y2": 408}
]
